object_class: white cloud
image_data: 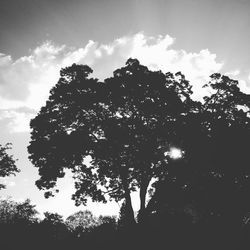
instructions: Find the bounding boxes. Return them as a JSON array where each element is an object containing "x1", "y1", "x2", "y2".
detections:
[
  {"x1": 0, "y1": 108, "x2": 35, "y2": 133},
  {"x1": 239, "y1": 79, "x2": 250, "y2": 94},
  {"x1": 127, "y1": 34, "x2": 223, "y2": 100},
  {"x1": 0, "y1": 177, "x2": 16, "y2": 187},
  {"x1": 8, "y1": 181, "x2": 16, "y2": 187},
  {"x1": 225, "y1": 69, "x2": 240, "y2": 77},
  {"x1": 0, "y1": 33, "x2": 228, "y2": 133}
]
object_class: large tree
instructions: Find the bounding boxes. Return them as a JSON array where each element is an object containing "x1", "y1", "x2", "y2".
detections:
[
  {"x1": 28, "y1": 59, "x2": 197, "y2": 224},
  {"x1": 146, "y1": 73, "x2": 250, "y2": 225}
]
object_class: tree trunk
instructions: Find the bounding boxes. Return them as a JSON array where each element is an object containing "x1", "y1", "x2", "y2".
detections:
[
  {"x1": 124, "y1": 187, "x2": 136, "y2": 225},
  {"x1": 120, "y1": 170, "x2": 136, "y2": 225},
  {"x1": 138, "y1": 179, "x2": 150, "y2": 223}
]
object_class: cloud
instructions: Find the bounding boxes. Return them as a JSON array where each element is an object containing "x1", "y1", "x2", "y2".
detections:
[
  {"x1": 0, "y1": 107, "x2": 36, "y2": 133},
  {"x1": 0, "y1": 33, "x2": 230, "y2": 133},
  {"x1": 0, "y1": 177, "x2": 16, "y2": 188},
  {"x1": 225, "y1": 69, "x2": 240, "y2": 77},
  {"x1": 239, "y1": 79, "x2": 250, "y2": 94},
  {"x1": 127, "y1": 33, "x2": 223, "y2": 100},
  {"x1": 8, "y1": 181, "x2": 16, "y2": 187}
]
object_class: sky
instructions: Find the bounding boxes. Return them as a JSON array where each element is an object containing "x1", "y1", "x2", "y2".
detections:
[{"x1": 0, "y1": 0, "x2": 250, "y2": 219}]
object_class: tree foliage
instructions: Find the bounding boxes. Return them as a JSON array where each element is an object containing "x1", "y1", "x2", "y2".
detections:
[
  {"x1": 41, "y1": 212, "x2": 69, "y2": 241},
  {"x1": 0, "y1": 198, "x2": 38, "y2": 224},
  {"x1": 65, "y1": 210, "x2": 99, "y2": 236},
  {"x1": 0, "y1": 143, "x2": 19, "y2": 189},
  {"x1": 43, "y1": 212, "x2": 64, "y2": 225},
  {"x1": 147, "y1": 73, "x2": 250, "y2": 224}
]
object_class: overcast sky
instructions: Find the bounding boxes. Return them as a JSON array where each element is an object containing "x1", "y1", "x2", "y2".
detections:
[{"x1": 0, "y1": 0, "x2": 250, "y2": 219}]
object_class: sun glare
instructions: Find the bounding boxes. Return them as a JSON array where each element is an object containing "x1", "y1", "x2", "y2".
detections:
[{"x1": 164, "y1": 147, "x2": 183, "y2": 160}]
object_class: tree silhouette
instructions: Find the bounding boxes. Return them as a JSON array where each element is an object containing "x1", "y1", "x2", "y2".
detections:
[
  {"x1": 28, "y1": 58, "x2": 250, "y2": 230},
  {"x1": 146, "y1": 73, "x2": 250, "y2": 228},
  {"x1": 0, "y1": 143, "x2": 19, "y2": 189},
  {"x1": 41, "y1": 212, "x2": 69, "y2": 242},
  {"x1": 0, "y1": 197, "x2": 39, "y2": 249},
  {"x1": 199, "y1": 73, "x2": 250, "y2": 224},
  {"x1": 28, "y1": 59, "x2": 198, "y2": 224},
  {"x1": 43, "y1": 211, "x2": 64, "y2": 225}
]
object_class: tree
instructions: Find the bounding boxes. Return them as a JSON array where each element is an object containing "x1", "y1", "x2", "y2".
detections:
[
  {"x1": 97, "y1": 215, "x2": 117, "y2": 228},
  {"x1": 145, "y1": 73, "x2": 250, "y2": 226},
  {"x1": 41, "y1": 212, "x2": 69, "y2": 241},
  {"x1": 28, "y1": 59, "x2": 199, "y2": 224},
  {"x1": 0, "y1": 198, "x2": 38, "y2": 224},
  {"x1": 198, "y1": 73, "x2": 250, "y2": 222},
  {"x1": 43, "y1": 212, "x2": 64, "y2": 225},
  {"x1": 0, "y1": 143, "x2": 19, "y2": 189},
  {"x1": 66, "y1": 210, "x2": 99, "y2": 236}
]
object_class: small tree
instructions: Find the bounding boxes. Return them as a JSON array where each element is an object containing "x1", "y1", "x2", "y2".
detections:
[
  {"x1": 41, "y1": 212, "x2": 69, "y2": 241},
  {"x1": 0, "y1": 198, "x2": 38, "y2": 224},
  {"x1": 66, "y1": 210, "x2": 99, "y2": 236},
  {"x1": 97, "y1": 215, "x2": 117, "y2": 228},
  {"x1": 0, "y1": 143, "x2": 19, "y2": 189},
  {"x1": 43, "y1": 212, "x2": 64, "y2": 225}
]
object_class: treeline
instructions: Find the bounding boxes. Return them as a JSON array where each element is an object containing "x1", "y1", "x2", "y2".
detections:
[
  {"x1": 0, "y1": 198, "x2": 118, "y2": 250},
  {"x1": 1, "y1": 197, "x2": 250, "y2": 249}
]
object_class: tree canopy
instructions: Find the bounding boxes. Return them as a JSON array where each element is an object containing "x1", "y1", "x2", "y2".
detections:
[
  {"x1": 28, "y1": 59, "x2": 250, "y2": 224},
  {"x1": 146, "y1": 73, "x2": 250, "y2": 224},
  {"x1": 0, "y1": 143, "x2": 19, "y2": 189},
  {"x1": 66, "y1": 210, "x2": 99, "y2": 235}
]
